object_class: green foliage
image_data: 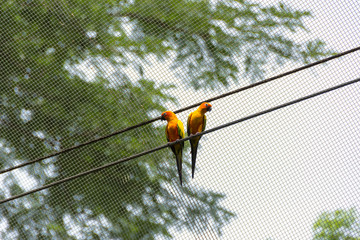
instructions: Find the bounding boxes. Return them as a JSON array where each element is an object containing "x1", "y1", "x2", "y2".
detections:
[
  {"x1": 120, "y1": 0, "x2": 333, "y2": 89},
  {"x1": 313, "y1": 209, "x2": 360, "y2": 240},
  {"x1": 0, "y1": 0, "x2": 332, "y2": 239}
]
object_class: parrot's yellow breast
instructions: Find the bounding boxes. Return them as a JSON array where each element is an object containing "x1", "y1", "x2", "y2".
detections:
[
  {"x1": 166, "y1": 120, "x2": 180, "y2": 142},
  {"x1": 189, "y1": 111, "x2": 204, "y2": 134}
]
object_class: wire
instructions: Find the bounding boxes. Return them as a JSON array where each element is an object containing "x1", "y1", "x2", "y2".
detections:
[
  {"x1": 1, "y1": 76, "x2": 359, "y2": 205},
  {"x1": 1, "y1": 46, "x2": 359, "y2": 175}
]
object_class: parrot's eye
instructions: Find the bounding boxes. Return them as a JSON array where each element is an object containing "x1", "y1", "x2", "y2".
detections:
[
  {"x1": 161, "y1": 112, "x2": 167, "y2": 121},
  {"x1": 205, "y1": 104, "x2": 208, "y2": 107}
]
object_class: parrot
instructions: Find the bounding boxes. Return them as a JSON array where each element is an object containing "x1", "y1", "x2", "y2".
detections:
[
  {"x1": 161, "y1": 111, "x2": 185, "y2": 185},
  {"x1": 187, "y1": 102, "x2": 212, "y2": 178}
]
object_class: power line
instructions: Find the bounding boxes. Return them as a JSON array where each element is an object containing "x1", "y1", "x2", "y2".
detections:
[
  {"x1": 1, "y1": 76, "x2": 359, "y2": 205},
  {"x1": 1, "y1": 47, "x2": 359, "y2": 175}
]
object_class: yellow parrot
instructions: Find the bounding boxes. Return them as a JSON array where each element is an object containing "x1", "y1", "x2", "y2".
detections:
[
  {"x1": 161, "y1": 111, "x2": 185, "y2": 185},
  {"x1": 187, "y1": 102, "x2": 212, "y2": 178}
]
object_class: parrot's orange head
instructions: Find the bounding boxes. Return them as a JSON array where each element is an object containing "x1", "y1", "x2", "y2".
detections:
[
  {"x1": 199, "y1": 102, "x2": 212, "y2": 112},
  {"x1": 161, "y1": 111, "x2": 176, "y2": 121}
]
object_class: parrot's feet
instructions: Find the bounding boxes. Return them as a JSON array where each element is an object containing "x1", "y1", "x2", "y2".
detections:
[
  {"x1": 190, "y1": 133, "x2": 200, "y2": 137},
  {"x1": 174, "y1": 139, "x2": 181, "y2": 144}
]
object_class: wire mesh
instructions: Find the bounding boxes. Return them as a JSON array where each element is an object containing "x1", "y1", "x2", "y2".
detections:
[{"x1": 0, "y1": 0, "x2": 360, "y2": 239}]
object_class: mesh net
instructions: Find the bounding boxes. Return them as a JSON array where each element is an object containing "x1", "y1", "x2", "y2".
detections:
[{"x1": 0, "y1": 0, "x2": 360, "y2": 239}]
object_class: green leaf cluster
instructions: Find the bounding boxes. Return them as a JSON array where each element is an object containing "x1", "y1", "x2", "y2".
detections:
[{"x1": 313, "y1": 209, "x2": 360, "y2": 240}]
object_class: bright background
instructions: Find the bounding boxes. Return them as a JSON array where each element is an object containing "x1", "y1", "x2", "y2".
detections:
[{"x1": 139, "y1": 1, "x2": 360, "y2": 239}]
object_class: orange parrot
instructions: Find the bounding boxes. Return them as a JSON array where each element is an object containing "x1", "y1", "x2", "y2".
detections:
[
  {"x1": 187, "y1": 102, "x2": 212, "y2": 178},
  {"x1": 161, "y1": 111, "x2": 185, "y2": 185}
]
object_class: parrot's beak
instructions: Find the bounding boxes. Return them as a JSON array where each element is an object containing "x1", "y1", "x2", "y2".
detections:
[
  {"x1": 161, "y1": 115, "x2": 166, "y2": 121},
  {"x1": 207, "y1": 107, "x2": 212, "y2": 112}
]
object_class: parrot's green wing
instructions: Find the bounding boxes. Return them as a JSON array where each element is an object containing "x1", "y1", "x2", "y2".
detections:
[
  {"x1": 166, "y1": 125, "x2": 176, "y2": 156},
  {"x1": 177, "y1": 121, "x2": 185, "y2": 139},
  {"x1": 176, "y1": 120, "x2": 185, "y2": 185},
  {"x1": 187, "y1": 112, "x2": 192, "y2": 136},
  {"x1": 177, "y1": 120, "x2": 185, "y2": 147}
]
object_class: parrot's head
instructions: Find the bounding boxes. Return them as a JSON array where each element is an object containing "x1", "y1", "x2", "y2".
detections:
[
  {"x1": 161, "y1": 111, "x2": 176, "y2": 121},
  {"x1": 199, "y1": 102, "x2": 212, "y2": 113}
]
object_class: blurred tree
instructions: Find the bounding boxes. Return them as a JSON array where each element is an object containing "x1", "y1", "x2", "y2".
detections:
[
  {"x1": 313, "y1": 209, "x2": 360, "y2": 240},
  {"x1": 0, "y1": 0, "x2": 332, "y2": 239}
]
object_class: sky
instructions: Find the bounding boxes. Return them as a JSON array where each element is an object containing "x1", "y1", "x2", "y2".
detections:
[{"x1": 138, "y1": 0, "x2": 360, "y2": 239}]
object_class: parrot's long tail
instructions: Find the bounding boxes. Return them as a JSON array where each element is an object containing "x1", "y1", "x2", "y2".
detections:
[
  {"x1": 175, "y1": 149, "x2": 183, "y2": 186},
  {"x1": 190, "y1": 141, "x2": 198, "y2": 179}
]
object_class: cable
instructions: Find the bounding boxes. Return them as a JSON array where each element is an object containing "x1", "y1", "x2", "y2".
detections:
[
  {"x1": 1, "y1": 46, "x2": 359, "y2": 175},
  {"x1": 1, "y1": 76, "x2": 359, "y2": 205}
]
